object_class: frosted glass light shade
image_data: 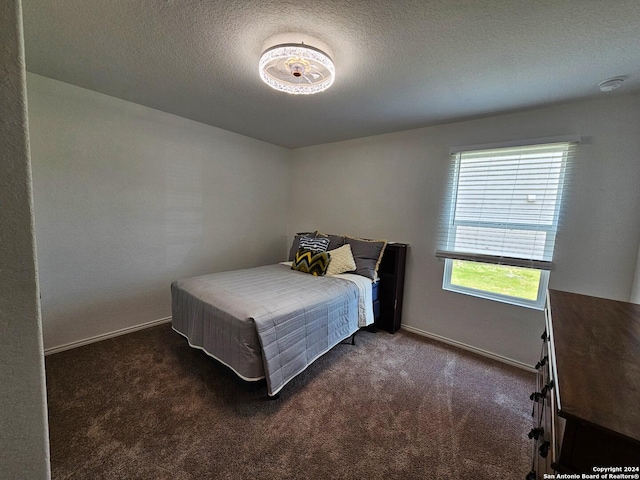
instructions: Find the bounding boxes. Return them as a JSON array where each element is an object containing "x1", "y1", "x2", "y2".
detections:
[{"x1": 259, "y1": 43, "x2": 335, "y2": 95}]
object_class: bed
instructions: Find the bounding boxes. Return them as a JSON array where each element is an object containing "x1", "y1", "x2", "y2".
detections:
[{"x1": 171, "y1": 233, "x2": 386, "y2": 397}]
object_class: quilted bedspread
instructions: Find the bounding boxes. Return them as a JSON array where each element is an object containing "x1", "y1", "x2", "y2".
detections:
[{"x1": 171, "y1": 264, "x2": 371, "y2": 396}]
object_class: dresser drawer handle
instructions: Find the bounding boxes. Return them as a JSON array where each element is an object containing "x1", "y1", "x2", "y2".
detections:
[
  {"x1": 539, "y1": 440, "x2": 550, "y2": 458},
  {"x1": 540, "y1": 380, "x2": 554, "y2": 397},
  {"x1": 528, "y1": 427, "x2": 544, "y2": 440},
  {"x1": 535, "y1": 355, "x2": 548, "y2": 370},
  {"x1": 530, "y1": 380, "x2": 554, "y2": 402}
]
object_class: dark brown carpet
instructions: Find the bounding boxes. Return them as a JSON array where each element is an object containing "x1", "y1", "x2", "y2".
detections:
[{"x1": 46, "y1": 324, "x2": 534, "y2": 479}]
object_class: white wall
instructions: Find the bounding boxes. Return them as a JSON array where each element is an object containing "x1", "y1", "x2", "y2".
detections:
[
  {"x1": 27, "y1": 74, "x2": 291, "y2": 351},
  {"x1": 26, "y1": 69, "x2": 640, "y2": 366},
  {"x1": 290, "y1": 94, "x2": 640, "y2": 367},
  {"x1": 0, "y1": 1, "x2": 50, "y2": 478}
]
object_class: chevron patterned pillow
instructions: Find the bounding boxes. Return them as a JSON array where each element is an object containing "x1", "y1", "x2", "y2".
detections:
[{"x1": 291, "y1": 249, "x2": 331, "y2": 276}]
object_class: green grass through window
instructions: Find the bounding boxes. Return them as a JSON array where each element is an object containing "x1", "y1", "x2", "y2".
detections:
[{"x1": 450, "y1": 260, "x2": 541, "y2": 301}]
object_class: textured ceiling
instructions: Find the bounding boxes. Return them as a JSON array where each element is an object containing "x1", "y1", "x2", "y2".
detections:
[{"x1": 23, "y1": 0, "x2": 640, "y2": 148}]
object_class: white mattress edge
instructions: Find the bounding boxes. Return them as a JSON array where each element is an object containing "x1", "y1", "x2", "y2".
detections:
[{"x1": 171, "y1": 325, "x2": 266, "y2": 382}]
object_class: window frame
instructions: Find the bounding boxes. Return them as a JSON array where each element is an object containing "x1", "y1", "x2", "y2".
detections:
[{"x1": 437, "y1": 136, "x2": 578, "y2": 309}]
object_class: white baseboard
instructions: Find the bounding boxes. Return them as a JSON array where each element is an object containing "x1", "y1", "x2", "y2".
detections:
[
  {"x1": 400, "y1": 324, "x2": 536, "y2": 373},
  {"x1": 44, "y1": 316, "x2": 172, "y2": 356}
]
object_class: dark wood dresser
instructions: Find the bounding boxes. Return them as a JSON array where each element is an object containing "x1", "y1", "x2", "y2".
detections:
[
  {"x1": 375, "y1": 243, "x2": 408, "y2": 334},
  {"x1": 528, "y1": 289, "x2": 640, "y2": 479}
]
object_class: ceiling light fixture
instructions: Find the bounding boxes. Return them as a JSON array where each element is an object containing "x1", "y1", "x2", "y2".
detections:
[{"x1": 259, "y1": 35, "x2": 335, "y2": 95}]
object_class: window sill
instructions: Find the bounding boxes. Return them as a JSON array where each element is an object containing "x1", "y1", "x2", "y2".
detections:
[{"x1": 443, "y1": 283, "x2": 545, "y2": 310}]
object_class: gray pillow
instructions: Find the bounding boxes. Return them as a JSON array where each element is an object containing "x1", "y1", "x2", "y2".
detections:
[
  {"x1": 345, "y1": 236, "x2": 387, "y2": 280},
  {"x1": 316, "y1": 232, "x2": 346, "y2": 251}
]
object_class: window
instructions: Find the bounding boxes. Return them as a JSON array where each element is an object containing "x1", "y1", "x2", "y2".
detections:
[{"x1": 436, "y1": 137, "x2": 577, "y2": 309}]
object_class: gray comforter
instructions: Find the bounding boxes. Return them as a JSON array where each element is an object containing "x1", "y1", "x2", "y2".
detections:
[{"x1": 171, "y1": 264, "x2": 361, "y2": 396}]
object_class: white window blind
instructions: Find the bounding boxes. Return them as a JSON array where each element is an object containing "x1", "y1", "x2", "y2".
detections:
[{"x1": 436, "y1": 138, "x2": 577, "y2": 269}]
